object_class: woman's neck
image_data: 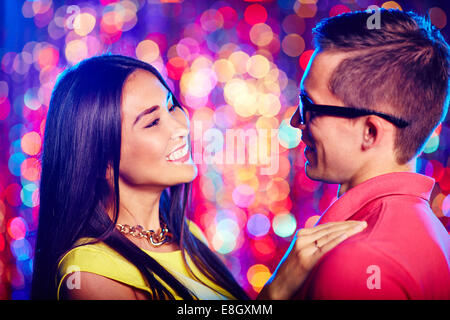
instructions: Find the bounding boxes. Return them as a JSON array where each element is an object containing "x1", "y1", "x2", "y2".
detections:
[{"x1": 106, "y1": 182, "x2": 180, "y2": 252}]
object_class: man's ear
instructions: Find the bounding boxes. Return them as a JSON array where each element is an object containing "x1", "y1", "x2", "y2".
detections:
[{"x1": 361, "y1": 116, "x2": 384, "y2": 151}]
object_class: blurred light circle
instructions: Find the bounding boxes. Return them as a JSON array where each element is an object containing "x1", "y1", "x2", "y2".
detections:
[
  {"x1": 247, "y1": 264, "x2": 271, "y2": 291},
  {"x1": 218, "y1": 6, "x2": 238, "y2": 29},
  {"x1": 249, "y1": 23, "x2": 273, "y2": 47},
  {"x1": 231, "y1": 91, "x2": 258, "y2": 117},
  {"x1": 11, "y1": 239, "x2": 32, "y2": 261},
  {"x1": 7, "y1": 217, "x2": 27, "y2": 240},
  {"x1": 65, "y1": 39, "x2": 88, "y2": 64},
  {"x1": 282, "y1": 14, "x2": 305, "y2": 35},
  {"x1": 190, "y1": 107, "x2": 215, "y2": 130},
  {"x1": 212, "y1": 218, "x2": 239, "y2": 254},
  {"x1": 273, "y1": 212, "x2": 297, "y2": 237},
  {"x1": 232, "y1": 184, "x2": 255, "y2": 208},
  {"x1": 381, "y1": 1, "x2": 402, "y2": 10},
  {"x1": 443, "y1": 194, "x2": 450, "y2": 217},
  {"x1": 0, "y1": 233, "x2": 4, "y2": 252},
  {"x1": 37, "y1": 46, "x2": 59, "y2": 69},
  {"x1": 181, "y1": 68, "x2": 217, "y2": 98},
  {"x1": 32, "y1": 0, "x2": 52, "y2": 15},
  {"x1": 329, "y1": 4, "x2": 351, "y2": 17},
  {"x1": 269, "y1": 193, "x2": 293, "y2": 213},
  {"x1": 282, "y1": 33, "x2": 305, "y2": 57},
  {"x1": 267, "y1": 177, "x2": 290, "y2": 202},
  {"x1": 228, "y1": 51, "x2": 250, "y2": 75},
  {"x1": 183, "y1": 94, "x2": 208, "y2": 110},
  {"x1": 73, "y1": 12, "x2": 96, "y2": 36},
  {"x1": 200, "y1": 9, "x2": 224, "y2": 32},
  {"x1": 5, "y1": 183, "x2": 22, "y2": 207},
  {"x1": 236, "y1": 20, "x2": 251, "y2": 42},
  {"x1": 251, "y1": 236, "x2": 276, "y2": 259},
  {"x1": 178, "y1": 37, "x2": 200, "y2": 58},
  {"x1": 0, "y1": 98, "x2": 11, "y2": 121},
  {"x1": 1, "y1": 52, "x2": 17, "y2": 74},
  {"x1": 21, "y1": 157, "x2": 41, "y2": 182},
  {"x1": 257, "y1": 93, "x2": 281, "y2": 117},
  {"x1": 278, "y1": 119, "x2": 301, "y2": 149},
  {"x1": 100, "y1": 11, "x2": 123, "y2": 43},
  {"x1": 9, "y1": 153, "x2": 26, "y2": 177},
  {"x1": 0, "y1": 81, "x2": 8, "y2": 100},
  {"x1": 423, "y1": 135, "x2": 439, "y2": 154},
  {"x1": 299, "y1": 49, "x2": 315, "y2": 71},
  {"x1": 247, "y1": 213, "x2": 271, "y2": 237},
  {"x1": 119, "y1": 0, "x2": 138, "y2": 31},
  {"x1": 429, "y1": 7, "x2": 447, "y2": 29},
  {"x1": 213, "y1": 59, "x2": 235, "y2": 83},
  {"x1": 21, "y1": 183, "x2": 39, "y2": 207},
  {"x1": 244, "y1": 4, "x2": 268, "y2": 25},
  {"x1": 24, "y1": 88, "x2": 41, "y2": 111},
  {"x1": 246, "y1": 54, "x2": 270, "y2": 79},
  {"x1": 223, "y1": 78, "x2": 247, "y2": 106},
  {"x1": 256, "y1": 115, "x2": 279, "y2": 131},
  {"x1": 304, "y1": 215, "x2": 321, "y2": 228},
  {"x1": 136, "y1": 40, "x2": 160, "y2": 64},
  {"x1": 13, "y1": 52, "x2": 33, "y2": 75},
  {"x1": 213, "y1": 105, "x2": 237, "y2": 128},
  {"x1": 21, "y1": 131, "x2": 42, "y2": 156},
  {"x1": 166, "y1": 57, "x2": 187, "y2": 80},
  {"x1": 425, "y1": 160, "x2": 445, "y2": 182},
  {"x1": 22, "y1": 1, "x2": 35, "y2": 18},
  {"x1": 294, "y1": 2, "x2": 318, "y2": 18}
]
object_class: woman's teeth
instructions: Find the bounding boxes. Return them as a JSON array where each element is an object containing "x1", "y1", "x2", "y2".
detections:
[{"x1": 166, "y1": 143, "x2": 189, "y2": 161}]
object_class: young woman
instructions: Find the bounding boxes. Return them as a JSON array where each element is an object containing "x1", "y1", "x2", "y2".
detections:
[{"x1": 31, "y1": 55, "x2": 366, "y2": 300}]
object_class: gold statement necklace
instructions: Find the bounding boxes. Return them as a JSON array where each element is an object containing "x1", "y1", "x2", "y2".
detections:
[{"x1": 116, "y1": 222, "x2": 173, "y2": 247}]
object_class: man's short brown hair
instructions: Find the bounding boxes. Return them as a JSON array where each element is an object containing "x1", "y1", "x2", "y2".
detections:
[{"x1": 313, "y1": 9, "x2": 449, "y2": 164}]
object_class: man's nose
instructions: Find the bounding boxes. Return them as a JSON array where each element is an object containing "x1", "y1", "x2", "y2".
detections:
[{"x1": 290, "y1": 108, "x2": 305, "y2": 130}]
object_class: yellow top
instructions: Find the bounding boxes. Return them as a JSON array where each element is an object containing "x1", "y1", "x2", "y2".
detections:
[{"x1": 56, "y1": 221, "x2": 235, "y2": 300}]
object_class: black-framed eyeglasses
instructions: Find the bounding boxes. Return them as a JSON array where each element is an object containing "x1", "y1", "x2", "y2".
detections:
[{"x1": 298, "y1": 94, "x2": 410, "y2": 128}]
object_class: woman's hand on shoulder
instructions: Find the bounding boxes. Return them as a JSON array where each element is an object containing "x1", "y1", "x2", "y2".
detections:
[
  {"x1": 60, "y1": 271, "x2": 150, "y2": 300},
  {"x1": 257, "y1": 220, "x2": 367, "y2": 300}
]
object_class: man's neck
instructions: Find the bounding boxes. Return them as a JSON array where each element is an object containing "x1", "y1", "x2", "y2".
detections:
[{"x1": 337, "y1": 158, "x2": 417, "y2": 198}]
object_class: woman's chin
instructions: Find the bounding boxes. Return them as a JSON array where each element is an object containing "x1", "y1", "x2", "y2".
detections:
[{"x1": 168, "y1": 162, "x2": 198, "y2": 184}]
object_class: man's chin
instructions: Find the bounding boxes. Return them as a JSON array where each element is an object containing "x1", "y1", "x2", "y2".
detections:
[{"x1": 304, "y1": 162, "x2": 321, "y2": 181}]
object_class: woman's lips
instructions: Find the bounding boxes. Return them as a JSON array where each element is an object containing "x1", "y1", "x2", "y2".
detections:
[{"x1": 166, "y1": 143, "x2": 190, "y2": 162}]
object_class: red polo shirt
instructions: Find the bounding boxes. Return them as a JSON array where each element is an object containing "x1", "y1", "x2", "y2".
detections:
[{"x1": 296, "y1": 172, "x2": 450, "y2": 299}]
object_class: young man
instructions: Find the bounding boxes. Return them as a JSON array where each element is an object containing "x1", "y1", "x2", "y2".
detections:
[{"x1": 284, "y1": 9, "x2": 450, "y2": 299}]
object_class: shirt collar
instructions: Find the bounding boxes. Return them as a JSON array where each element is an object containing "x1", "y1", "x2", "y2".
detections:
[{"x1": 317, "y1": 172, "x2": 435, "y2": 225}]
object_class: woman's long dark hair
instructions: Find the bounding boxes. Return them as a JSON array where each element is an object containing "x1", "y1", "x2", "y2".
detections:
[{"x1": 31, "y1": 54, "x2": 249, "y2": 300}]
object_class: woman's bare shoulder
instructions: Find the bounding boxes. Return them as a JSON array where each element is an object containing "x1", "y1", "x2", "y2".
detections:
[{"x1": 59, "y1": 271, "x2": 150, "y2": 300}]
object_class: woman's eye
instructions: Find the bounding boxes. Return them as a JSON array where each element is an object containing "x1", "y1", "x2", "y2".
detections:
[{"x1": 145, "y1": 119, "x2": 159, "y2": 128}]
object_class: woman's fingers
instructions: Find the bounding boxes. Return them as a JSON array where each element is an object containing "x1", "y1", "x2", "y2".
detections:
[
  {"x1": 296, "y1": 220, "x2": 367, "y2": 249},
  {"x1": 314, "y1": 223, "x2": 365, "y2": 257},
  {"x1": 315, "y1": 221, "x2": 367, "y2": 247}
]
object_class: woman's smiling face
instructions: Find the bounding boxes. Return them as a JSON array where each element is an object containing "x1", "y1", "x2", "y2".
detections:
[{"x1": 117, "y1": 68, "x2": 197, "y2": 190}]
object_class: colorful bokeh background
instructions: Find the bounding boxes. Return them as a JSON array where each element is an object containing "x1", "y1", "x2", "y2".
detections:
[{"x1": 0, "y1": 0, "x2": 449, "y2": 299}]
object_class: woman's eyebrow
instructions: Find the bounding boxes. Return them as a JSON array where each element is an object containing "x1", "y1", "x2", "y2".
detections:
[
  {"x1": 133, "y1": 92, "x2": 171, "y2": 127},
  {"x1": 133, "y1": 105, "x2": 159, "y2": 127}
]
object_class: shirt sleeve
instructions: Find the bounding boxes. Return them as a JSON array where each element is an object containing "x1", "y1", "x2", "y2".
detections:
[
  {"x1": 56, "y1": 243, "x2": 152, "y2": 299},
  {"x1": 302, "y1": 241, "x2": 415, "y2": 299}
]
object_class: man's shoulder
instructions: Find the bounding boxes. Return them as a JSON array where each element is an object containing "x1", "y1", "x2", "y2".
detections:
[{"x1": 302, "y1": 240, "x2": 412, "y2": 299}]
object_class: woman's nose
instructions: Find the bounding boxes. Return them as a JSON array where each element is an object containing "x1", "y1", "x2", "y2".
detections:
[{"x1": 170, "y1": 127, "x2": 189, "y2": 141}]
